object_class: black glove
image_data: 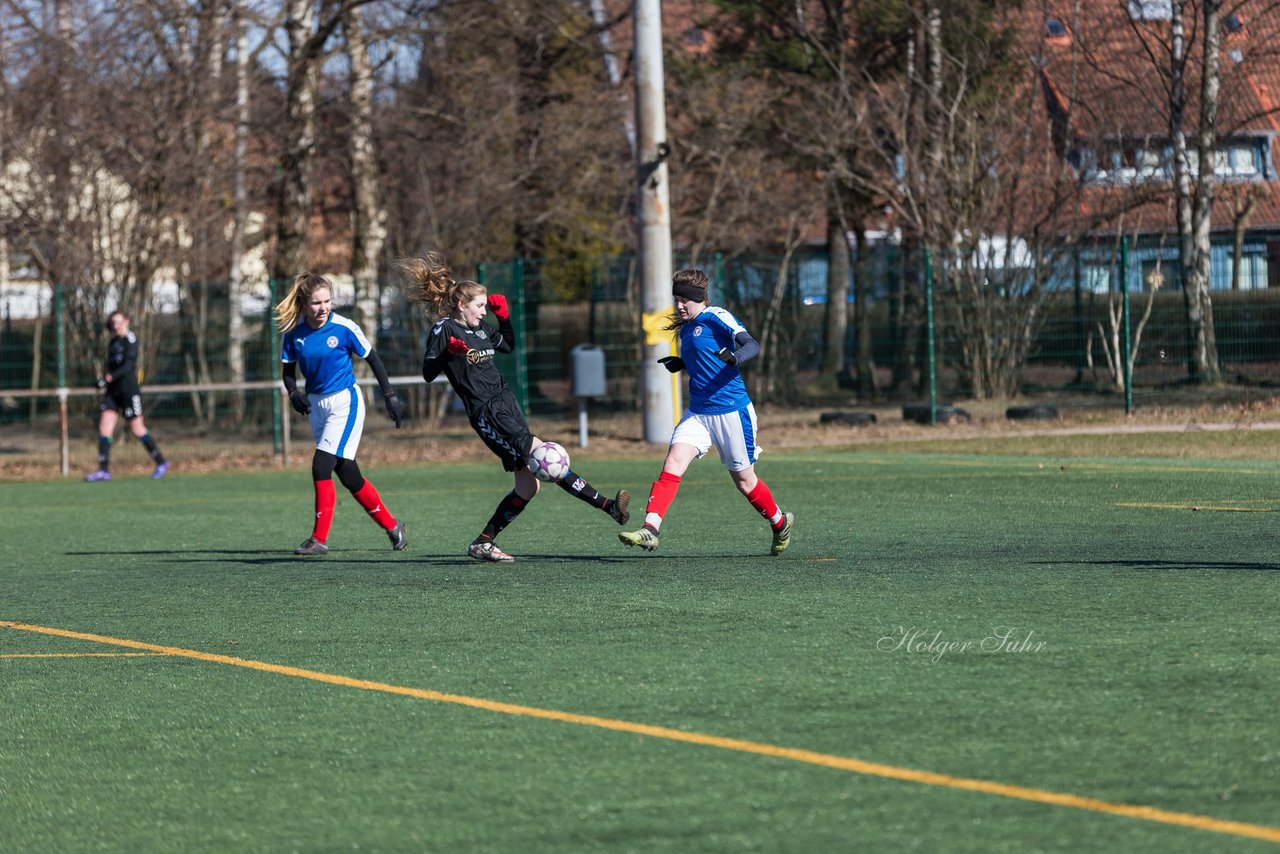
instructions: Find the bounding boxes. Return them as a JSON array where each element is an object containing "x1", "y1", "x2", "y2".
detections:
[
  {"x1": 289, "y1": 390, "x2": 311, "y2": 415},
  {"x1": 658, "y1": 356, "x2": 685, "y2": 373},
  {"x1": 715, "y1": 347, "x2": 738, "y2": 366},
  {"x1": 95, "y1": 378, "x2": 107, "y2": 390},
  {"x1": 383, "y1": 392, "x2": 404, "y2": 428}
]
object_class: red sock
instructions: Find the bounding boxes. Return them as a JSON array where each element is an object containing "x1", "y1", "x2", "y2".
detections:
[
  {"x1": 312, "y1": 479, "x2": 336, "y2": 542},
  {"x1": 746, "y1": 479, "x2": 783, "y2": 527},
  {"x1": 644, "y1": 471, "x2": 682, "y2": 525},
  {"x1": 352, "y1": 480, "x2": 396, "y2": 531}
]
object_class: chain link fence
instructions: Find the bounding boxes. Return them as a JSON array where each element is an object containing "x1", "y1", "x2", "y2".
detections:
[{"x1": 4, "y1": 241, "x2": 1280, "y2": 475}]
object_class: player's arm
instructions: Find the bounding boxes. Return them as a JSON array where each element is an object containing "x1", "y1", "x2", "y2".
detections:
[
  {"x1": 364, "y1": 350, "x2": 404, "y2": 427},
  {"x1": 281, "y1": 361, "x2": 310, "y2": 415},
  {"x1": 486, "y1": 294, "x2": 515, "y2": 354},
  {"x1": 422, "y1": 327, "x2": 450, "y2": 383},
  {"x1": 716, "y1": 331, "x2": 760, "y2": 367}
]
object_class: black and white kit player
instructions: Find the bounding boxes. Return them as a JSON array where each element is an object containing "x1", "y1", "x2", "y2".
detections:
[
  {"x1": 420, "y1": 289, "x2": 629, "y2": 561},
  {"x1": 85, "y1": 310, "x2": 168, "y2": 481}
]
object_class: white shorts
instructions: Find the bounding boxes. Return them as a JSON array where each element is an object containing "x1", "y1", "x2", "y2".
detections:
[
  {"x1": 308, "y1": 385, "x2": 365, "y2": 460},
  {"x1": 669, "y1": 404, "x2": 762, "y2": 472}
]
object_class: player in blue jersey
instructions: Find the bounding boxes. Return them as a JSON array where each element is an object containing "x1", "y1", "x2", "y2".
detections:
[
  {"x1": 84, "y1": 310, "x2": 169, "y2": 481},
  {"x1": 402, "y1": 252, "x2": 630, "y2": 562},
  {"x1": 619, "y1": 269, "x2": 794, "y2": 555},
  {"x1": 276, "y1": 272, "x2": 408, "y2": 556}
]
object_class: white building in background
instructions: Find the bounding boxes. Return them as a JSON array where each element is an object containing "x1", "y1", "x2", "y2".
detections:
[{"x1": 0, "y1": 156, "x2": 276, "y2": 321}]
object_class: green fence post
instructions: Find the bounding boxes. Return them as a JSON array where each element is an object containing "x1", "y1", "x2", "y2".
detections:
[
  {"x1": 924, "y1": 248, "x2": 937, "y2": 426},
  {"x1": 270, "y1": 278, "x2": 282, "y2": 458},
  {"x1": 1073, "y1": 248, "x2": 1084, "y2": 385},
  {"x1": 512, "y1": 259, "x2": 529, "y2": 413},
  {"x1": 56, "y1": 284, "x2": 68, "y2": 476},
  {"x1": 1120, "y1": 237, "x2": 1132, "y2": 415}
]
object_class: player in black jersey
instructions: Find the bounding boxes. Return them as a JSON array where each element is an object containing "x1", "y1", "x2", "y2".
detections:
[
  {"x1": 84, "y1": 310, "x2": 168, "y2": 481},
  {"x1": 404, "y1": 252, "x2": 630, "y2": 562}
]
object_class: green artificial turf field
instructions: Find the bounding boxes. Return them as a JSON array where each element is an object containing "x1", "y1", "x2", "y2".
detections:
[{"x1": 2, "y1": 449, "x2": 1278, "y2": 851}]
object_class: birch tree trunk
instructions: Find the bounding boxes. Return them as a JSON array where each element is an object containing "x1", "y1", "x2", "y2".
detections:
[
  {"x1": 1189, "y1": 0, "x2": 1222, "y2": 381},
  {"x1": 228, "y1": 7, "x2": 251, "y2": 422},
  {"x1": 343, "y1": 4, "x2": 386, "y2": 340},
  {"x1": 273, "y1": 0, "x2": 319, "y2": 282}
]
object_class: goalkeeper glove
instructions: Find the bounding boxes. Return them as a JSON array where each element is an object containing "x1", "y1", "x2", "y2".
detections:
[
  {"x1": 486, "y1": 293, "x2": 510, "y2": 321},
  {"x1": 715, "y1": 347, "x2": 738, "y2": 366},
  {"x1": 658, "y1": 356, "x2": 685, "y2": 373},
  {"x1": 289, "y1": 390, "x2": 311, "y2": 415},
  {"x1": 447, "y1": 336, "x2": 470, "y2": 355},
  {"x1": 384, "y1": 392, "x2": 404, "y2": 428}
]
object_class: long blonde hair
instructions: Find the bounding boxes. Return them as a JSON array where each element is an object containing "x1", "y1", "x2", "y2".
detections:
[
  {"x1": 275, "y1": 272, "x2": 332, "y2": 332},
  {"x1": 401, "y1": 252, "x2": 486, "y2": 320}
]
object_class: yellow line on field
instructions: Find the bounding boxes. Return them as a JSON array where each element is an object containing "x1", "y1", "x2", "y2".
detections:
[
  {"x1": 3, "y1": 620, "x2": 1278, "y2": 845},
  {"x1": 0, "y1": 652, "x2": 171, "y2": 659},
  {"x1": 1116, "y1": 502, "x2": 1272, "y2": 513}
]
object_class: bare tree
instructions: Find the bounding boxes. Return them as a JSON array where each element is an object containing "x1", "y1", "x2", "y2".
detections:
[
  {"x1": 341, "y1": 3, "x2": 386, "y2": 338},
  {"x1": 1070, "y1": 0, "x2": 1280, "y2": 383}
]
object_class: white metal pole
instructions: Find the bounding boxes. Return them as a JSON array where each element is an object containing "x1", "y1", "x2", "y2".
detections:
[{"x1": 634, "y1": 0, "x2": 676, "y2": 442}]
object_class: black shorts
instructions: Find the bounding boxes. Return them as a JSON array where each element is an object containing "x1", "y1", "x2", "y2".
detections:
[
  {"x1": 469, "y1": 391, "x2": 534, "y2": 472},
  {"x1": 101, "y1": 385, "x2": 144, "y2": 419}
]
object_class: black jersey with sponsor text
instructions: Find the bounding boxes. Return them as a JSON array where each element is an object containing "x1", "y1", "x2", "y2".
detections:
[{"x1": 422, "y1": 316, "x2": 515, "y2": 417}]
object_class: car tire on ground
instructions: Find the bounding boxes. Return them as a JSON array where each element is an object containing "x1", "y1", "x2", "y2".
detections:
[
  {"x1": 902, "y1": 403, "x2": 971, "y2": 425},
  {"x1": 1006, "y1": 405, "x2": 1059, "y2": 421},
  {"x1": 819, "y1": 411, "x2": 877, "y2": 427}
]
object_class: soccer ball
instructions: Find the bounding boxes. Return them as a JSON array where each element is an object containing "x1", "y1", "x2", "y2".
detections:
[{"x1": 528, "y1": 441, "x2": 571, "y2": 482}]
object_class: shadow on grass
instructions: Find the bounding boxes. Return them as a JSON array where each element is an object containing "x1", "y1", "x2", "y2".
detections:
[
  {"x1": 1037, "y1": 559, "x2": 1280, "y2": 571},
  {"x1": 63, "y1": 549, "x2": 642, "y2": 566}
]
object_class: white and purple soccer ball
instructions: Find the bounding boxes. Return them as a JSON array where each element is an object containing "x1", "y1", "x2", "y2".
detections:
[{"x1": 527, "y1": 441, "x2": 571, "y2": 483}]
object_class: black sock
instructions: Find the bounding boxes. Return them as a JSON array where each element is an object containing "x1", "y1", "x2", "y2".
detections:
[
  {"x1": 480, "y1": 491, "x2": 529, "y2": 540},
  {"x1": 137, "y1": 433, "x2": 165, "y2": 464},
  {"x1": 556, "y1": 468, "x2": 608, "y2": 510},
  {"x1": 97, "y1": 436, "x2": 112, "y2": 470}
]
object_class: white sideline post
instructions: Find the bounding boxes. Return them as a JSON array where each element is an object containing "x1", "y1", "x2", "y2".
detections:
[{"x1": 58, "y1": 387, "x2": 69, "y2": 476}]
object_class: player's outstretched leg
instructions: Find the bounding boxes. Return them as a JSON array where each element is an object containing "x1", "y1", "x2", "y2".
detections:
[
  {"x1": 295, "y1": 536, "x2": 329, "y2": 556},
  {"x1": 387, "y1": 519, "x2": 408, "y2": 551},
  {"x1": 608, "y1": 489, "x2": 630, "y2": 524},
  {"x1": 618, "y1": 524, "x2": 660, "y2": 552},
  {"x1": 468, "y1": 538, "x2": 515, "y2": 562},
  {"x1": 557, "y1": 471, "x2": 628, "y2": 526},
  {"x1": 770, "y1": 511, "x2": 795, "y2": 556}
]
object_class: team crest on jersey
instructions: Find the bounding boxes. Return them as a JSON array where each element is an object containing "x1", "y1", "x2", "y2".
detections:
[
  {"x1": 326, "y1": 335, "x2": 339, "y2": 348},
  {"x1": 693, "y1": 326, "x2": 703, "y2": 337}
]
